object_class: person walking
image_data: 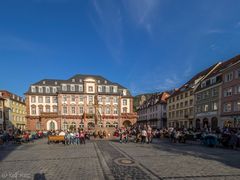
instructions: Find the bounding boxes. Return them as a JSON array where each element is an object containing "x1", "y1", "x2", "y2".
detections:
[
  {"x1": 80, "y1": 129, "x2": 85, "y2": 144},
  {"x1": 147, "y1": 125, "x2": 152, "y2": 144},
  {"x1": 141, "y1": 128, "x2": 147, "y2": 144}
]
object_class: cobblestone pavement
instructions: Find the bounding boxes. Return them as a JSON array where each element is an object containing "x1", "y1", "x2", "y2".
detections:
[{"x1": 0, "y1": 138, "x2": 240, "y2": 180}]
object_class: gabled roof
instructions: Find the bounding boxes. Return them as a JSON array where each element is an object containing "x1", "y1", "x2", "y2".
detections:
[
  {"x1": 195, "y1": 54, "x2": 240, "y2": 92},
  {"x1": 170, "y1": 62, "x2": 220, "y2": 97},
  {"x1": 137, "y1": 92, "x2": 170, "y2": 110}
]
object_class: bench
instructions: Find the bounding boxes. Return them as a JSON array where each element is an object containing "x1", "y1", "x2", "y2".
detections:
[{"x1": 48, "y1": 135, "x2": 65, "y2": 144}]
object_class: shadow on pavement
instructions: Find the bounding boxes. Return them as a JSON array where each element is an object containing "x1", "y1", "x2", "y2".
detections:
[{"x1": 151, "y1": 138, "x2": 240, "y2": 169}]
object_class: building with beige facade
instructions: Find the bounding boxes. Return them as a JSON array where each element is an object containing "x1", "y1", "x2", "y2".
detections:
[
  {"x1": 25, "y1": 74, "x2": 137, "y2": 131},
  {"x1": 0, "y1": 90, "x2": 26, "y2": 130},
  {"x1": 167, "y1": 63, "x2": 220, "y2": 129}
]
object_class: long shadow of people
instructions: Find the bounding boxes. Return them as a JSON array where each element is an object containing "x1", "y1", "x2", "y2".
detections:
[{"x1": 34, "y1": 173, "x2": 46, "y2": 180}]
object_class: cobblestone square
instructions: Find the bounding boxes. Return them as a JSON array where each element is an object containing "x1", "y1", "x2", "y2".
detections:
[{"x1": 0, "y1": 139, "x2": 240, "y2": 180}]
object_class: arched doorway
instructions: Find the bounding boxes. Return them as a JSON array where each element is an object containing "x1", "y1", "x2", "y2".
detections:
[
  {"x1": 88, "y1": 122, "x2": 95, "y2": 129},
  {"x1": 203, "y1": 118, "x2": 209, "y2": 128},
  {"x1": 196, "y1": 119, "x2": 200, "y2": 130},
  {"x1": 47, "y1": 120, "x2": 58, "y2": 131},
  {"x1": 211, "y1": 117, "x2": 218, "y2": 130},
  {"x1": 123, "y1": 120, "x2": 132, "y2": 127}
]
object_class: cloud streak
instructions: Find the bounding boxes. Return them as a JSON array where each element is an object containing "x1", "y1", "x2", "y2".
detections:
[
  {"x1": 90, "y1": 0, "x2": 123, "y2": 64},
  {"x1": 122, "y1": 0, "x2": 161, "y2": 35}
]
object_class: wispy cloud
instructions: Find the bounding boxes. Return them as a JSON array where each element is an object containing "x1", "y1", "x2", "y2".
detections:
[
  {"x1": 206, "y1": 29, "x2": 224, "y2": 34},
  {"x1": 90, "y1": 0, "x2": 123, "y2": 64},
  {"x1": 122, "y1": 0, "x2": 161, "y2": 35},
  {"x1": 0, "y1": 35, "x2": 40, "y2": 52}
]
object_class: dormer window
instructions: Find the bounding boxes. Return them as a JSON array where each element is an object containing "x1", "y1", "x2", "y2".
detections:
[
  {"x1": 98, "y1": 86, "x2": 102, "y2": 92},
  {"x1": 104, "y1": 80, "x2": 107, "y2": 84},
  {"x1": 201, "y1": 81, "x2": 206, "y2": 88},
  {"x1": 72, "y1": 79, "x2": 75, "y2": 82},
  {"x1": 211, "y1": 77, "x2": 216, "y2": 84},
  {"x1": 62, "y1": 85, "x2": 67, "y2": 91},
  {"x1": 113, "y1": 86, "x2": 117, "y2": 93},
  {"x1": 79, "y1": 79, "x2": 82, "y2": 83},
  {"x1": 71, "y1": 85, "x2": 75, "y2": 91},
  {"x1": 123, "y1": 90, "x2": 127, "y2": 96},
  {"x1": 31, "y1": 86, "x2": 36, "y2": 93},
  {"x1": 46, "y1": 87, "x2": 50, "y2": 93},
  {"x1": 53, "y1": 87, "x2": 57, "y2": 93},
  {"x1": 55, "y1": 81, "x2": 58, "y2": 85},
  {"x1": 79, "y1": 85, "x2": 83, "y2": 92},
  {"x1": 43, "y1": 81, "x2": 45, "y2": 85},
  {"x1": 98, "y1": 80, "x2": 101, "y2": 84},
  {"x1": 106, "y1": 86, "x2": 109, "y2": 93},
  {"x1": 39, "y1": 86, "x2": 43, "y2": 93}
]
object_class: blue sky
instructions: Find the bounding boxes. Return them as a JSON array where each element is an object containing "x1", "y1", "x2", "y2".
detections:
[{"x1": 1, "y1": 0, "x2": 240, "y2": 96}]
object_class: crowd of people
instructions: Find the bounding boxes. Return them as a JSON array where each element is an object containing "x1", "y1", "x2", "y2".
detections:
[
  {"x1": 0, "y1": 128, "x2": 46, "y2": 145},
  {"x1": 1, "y1": 125, "x2": 240, "y2": 150}
]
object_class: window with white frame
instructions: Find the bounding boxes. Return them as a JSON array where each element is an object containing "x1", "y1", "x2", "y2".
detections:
[
  {"x1": 234, "y1": 101, "x2": 240, "y2": 111},
  {"x1": 62, "y1": 85, "x2": 67, "y2": 91},
  {"x1": 45, "y1": 106, "x2": 50, "y2": 112},
  {"x1": 79, "y1": 85, "x2": 83, "y2": 92},
  {"x1": 235, "y1": 69, "x2": 240, "y2": 79},
  {"x1": 106, "y1": 107, "x2": 110, "y2": 114},
  {"x1": 106, "y1": 96, "x2": 110, "y2": 103},
  {"x1": 79, "y1": 106, "x2": 83, "y2": 114},
  {"x1": 31, "y1": 96, "x2": 36, "y2": 103},
  {"x1": 88, "y1": 86, "x2": 93, "y2": 92},
  {"x1": 89, "y1": 107, "x2": 94, "y2": 114},
  {"x1": 213, "y1": 102, "x2": 218, "y2": 111},
  {"x1": 113, "y1": 86, "x2": 117, "y2": 93},
  {"x1": 53, "y1": 96, "x2": 57, "y2": 103},
  {"x1": 53, "y1": 106, "x2": 57, "y2": 112},
  {"x1": 210, "y1": 77, "x2": 216, "y2": 84},
  {"x1": 225, "y1": 72, "x2": 233, "y2": 82},
  {"x1": 79, "y1": 95, "x2": 83, "y2": 102},
  {"x1": 53, "y1": 87, "x2": 57, "y2": 93},
  {"x1": 71, "y1": 85, "x2": 75, "y2": 91},
  {"x1": 224, "y1": 88, "x2": 232, "y2": 97},
  {"x1": 204, "y1": 104, "x2": 209, "y2": 112},
  {"x1": 98, "y1": 96, "x2": 102, "y2": 102},
  {"x1": 71, "y1": 95, "x2": 75, "y2": 102},
  {"x1": 63, "y1": 95, "x2": 67, "y2": 102},
  {"x1": 39, "y1": 86, "x2": 43, "y2": 93},
  {"x1": 31, "y1": 106, "x2": 36, "y2": 115},
  {"x1": 38, "y1": 96, "x2": 43, "y2": 103},
  {"x1": 113, "y1": 97, "x2": 118, "y2": 103},
  {"x1": 45, "y1": 96, "x2": 50, "y2": 103},
  {"x1": 46, "y1": 87, "x2": 50, "y2": 93},
  {"x1": 113, "y1": 107, "x2": 118, "y2": 114},
  {"x1": 98, "y1": 86, "x2": 102, "y2": 92},
  {"x1": 123, "y1": 99, "x2": 127, "y2": 105},
  {"x1": 89, "y1": 96, "x2": 93, "y2": 104},
  {"x1": 31, "y1": 86, "x2": 36, "y2": 93},
  {"x1": 223, "y1": 103, "x2": 232, "y2": 112},
  {"x1": 63, "y1": 106, "x2": 67, "y2": 114},
  {"x1": 71, "y1": 106, "x2": 76, "y2": 114},
  {"x1": 106, "y1": 86, "x2": 109, "y2": 92},
  {"x1": 123, "y1": 107, "x2": 127, "y2": 113}
]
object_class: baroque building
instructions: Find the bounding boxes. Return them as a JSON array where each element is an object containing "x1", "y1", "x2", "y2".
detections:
[{"x1": 25, "y1": 74, "x2": 136, "y2": 131}]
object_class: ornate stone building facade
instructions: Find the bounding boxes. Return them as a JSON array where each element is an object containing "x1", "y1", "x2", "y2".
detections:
[{"x1": 25, "y1": 74, "x2": 136, "y2": 131}]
